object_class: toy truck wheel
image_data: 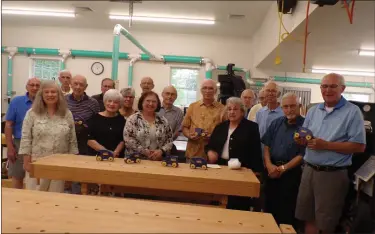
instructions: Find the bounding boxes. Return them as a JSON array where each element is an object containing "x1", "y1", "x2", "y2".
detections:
[
  {"x1": 96, "y1": 156, "x2": 102, "y2": 161},
  {"x1": 126, "y1": 159, "x2": 132, "y2": 164},
  {"x1": 294, "y1": 133, "x2": 300, "y2": 139},
  {"x1": 190, "y1": 164, "x2": 196, "y2": 169},
  {"x1": 136, "y1": 158, "x2": 141, "y2": 163},
  {"x1": 306, "y1": 135, "x2": 312, "y2": 140},
  {"x1": 108, "y1": 157, "x2": 114, "y2": 162},
  {"x1": 172, "y1": 162, "x2": 177, "y2": 168},
  {"x1": 202, "y1": 165, "x2": 207, "y2": 170},
  {"x1": 161, "y1": 161, "x2": 167, "y2": 167}
]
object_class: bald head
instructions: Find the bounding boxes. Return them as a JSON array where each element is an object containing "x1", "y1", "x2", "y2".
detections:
[
  {"x1": 162, "y1": 85, "x2": 178, "y2": 107},
  {"x1": 201, "y1": 79, "x2": 217, "y2": 102},
  {"x1": 26, "y1": 77, "x2": 41, "y2": 99},
  {"x1": 241, "y1": 89, "x2": 255, "y2": 108},
  {"x1": 71, "y1": 75, "x2": 88, "y2": 98},
  {"x1": 140, "y1": 76, "x2": 154, "y2": 93}
]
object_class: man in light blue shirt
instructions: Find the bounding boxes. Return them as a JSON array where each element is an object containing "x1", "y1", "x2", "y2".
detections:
[
  {"x1": 255, "y1": 81, "x2": 283, "y2": 138},
  {"x1": 5, "y1": 78, "x2": 41, "y2": 189},
  {"x1": 295, "y1": 73, "x2": 366, "y2": 234}
]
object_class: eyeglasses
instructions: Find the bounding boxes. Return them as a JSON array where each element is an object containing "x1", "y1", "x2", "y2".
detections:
[
  {"x1": 265, "y1": 89, "x2": 277, "y2": 93},
  {"x1": 102, "y1": 85, "x2": 114, "y2": 89},
  {"x1": 28, "y1": 84, "x2": 40, "y2": 88},
  {"x1": 320, "y1": 84, "x2": 340, "y2": 89}
]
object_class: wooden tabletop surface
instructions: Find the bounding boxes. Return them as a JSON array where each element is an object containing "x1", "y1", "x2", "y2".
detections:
[
  {"x1": 2, "y1": 188, "x2": 280, "y2": 233},
  {"x1": 30, "y1": 154, "x2": 260, "y2": 197}
]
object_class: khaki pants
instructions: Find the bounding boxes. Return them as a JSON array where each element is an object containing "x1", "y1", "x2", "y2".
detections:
[{"x1": 25, "y1": 172, "x2": 64, "y2": 193}]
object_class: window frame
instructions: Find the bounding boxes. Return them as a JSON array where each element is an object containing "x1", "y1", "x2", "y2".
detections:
[
  {"x1": 342, "y1": 92, "x2": 372, "y2": 103},
  {"x1": 29, "y1": 56, "x2": 61, "y2": 81},
  {"x1": 169, "y1": 66, "x2": 200, "y2": 107}
]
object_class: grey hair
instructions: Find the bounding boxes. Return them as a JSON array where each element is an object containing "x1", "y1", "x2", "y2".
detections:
[
  {"x1": 225, "y1": 97, "x2": 246, "y2": 114},
  {"x1": 58, "y1": 70, "x2": 71, "y2": 76},
  {"x1": 281, "y1": 92, "x2": 300, "y2": 105},
  {"x1": 241, "y1": 89, "x2": 255, "y2": 98},
  {"x1": 323, "y1": 73, "x2": 346, "y2": 86},
  {"x1": 32, "y1": 80, "x2": 67, "y2": 117},
  {"x1": 103, "y1": 89, "x2": 124, "y2": 106},
  {"x1": 264, "y1": 80, "x2": 281, "y2": 97},
  {"x1": 120, "y1": 87, "x2": 135, "y2": 97}
]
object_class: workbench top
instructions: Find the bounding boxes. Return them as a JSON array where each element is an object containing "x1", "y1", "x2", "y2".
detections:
[
  {"x1": 31, "y1": 154, "x2": 260, "y2": 197},
  {"x1": 2, "y1": 188, "x2": 280, "y2": 233}
]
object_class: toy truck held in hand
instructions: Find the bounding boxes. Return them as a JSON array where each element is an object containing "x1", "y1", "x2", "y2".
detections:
[
  {"x1": 161, "y1": 155, "x2": 179, "y2": 168},
  {"x1": 294, "y1": 127, "x2": 313, "y2": 141},
  {"x1": 96, "y1": 149, "x2": 114, "y2": 162},
  {"x1": 190, "y1": 157, "x2": 208, "y2": 170},
  {"x1": 194, "y1": 128, "x2": 207, "y2": 137},
  {"x1": 124, "y1": 153, "x2": 141, "y2": 164}
]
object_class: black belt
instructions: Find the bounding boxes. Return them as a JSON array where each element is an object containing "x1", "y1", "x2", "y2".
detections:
[{"x1": 306, "y1": 162, "x2": 348, "y2": 172}]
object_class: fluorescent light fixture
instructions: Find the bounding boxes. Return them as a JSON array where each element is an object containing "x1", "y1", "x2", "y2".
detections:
[
  {"x1": 109, "y1": 15, "x2": 215, "y2": 25},
  {"x1": 358, "y1": 50, "x2": 375, "y2": 57},
  {"x1": 312, "y1": 68, "x2": 375, "y2": 77},
  {"x1": 2, "y1": 9, "x2": 76, "y2": 17}
]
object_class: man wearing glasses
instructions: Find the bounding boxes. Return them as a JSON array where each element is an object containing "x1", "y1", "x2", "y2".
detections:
[
  {"x1": 92, "y1": 78, "x2": 115, "y2": 111},
  {"x1": 5, "y1": 77, "x2": 41, "y2": 188},
  {"x1": 255, "y1": 82, "x2": 284, "y2": 138},
  {"x1": 248, "y1": 88, "x2": 267, "y2": 121},
  {"x1": 295, "y1": 73, "x2": 366, "y2": 234}
]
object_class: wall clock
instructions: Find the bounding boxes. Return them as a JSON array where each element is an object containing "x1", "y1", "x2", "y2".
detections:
[{"x1": 91, "y1": 62, "x2": 104, "y2": 75}]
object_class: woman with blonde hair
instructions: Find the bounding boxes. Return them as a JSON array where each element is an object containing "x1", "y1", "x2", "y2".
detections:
[{"x1": 19, "y1": 80, "x2": 78, "y2": 192}]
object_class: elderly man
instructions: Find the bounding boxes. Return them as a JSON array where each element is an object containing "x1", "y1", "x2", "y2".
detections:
[
  {"x1": 5, "y1": 77, "x2": 41, "y2": 188},
  {"x1": 159, "y1": 86, "x2": 184, "y2": 141},
  {"x1": 255, "y1": 82, "x2": 283, "y2": 138},
  {"x1": 241, "y1": 89, "x2": 255, "y2": 117},
  {"x1": 92, "y1": 78, "x2": 115, "y2": 111},
  {"x1": 133, "y1": 76, "x2": 155, "y2": 110},
  {"x1": 262, "y1": 92, "x2": 304, "y2": 228},
  {"x1": 66, "y1": 75, "x2": 100, "y2": 194},
  {"x1": 182, "y1": 79, "x2": 224, "y2": 161},
  {"x1": 58, "y1": 70, "x2": 72, "y2": 95},
  {"x1": 248, "y1": 89, "x2": 266, "y2": 121},
  {"x1": 295, "y1": 73, "x2": 366, "y2": 234},
  {"x1": 67, "y1": 75, "x2": 100, "y2": 155}
]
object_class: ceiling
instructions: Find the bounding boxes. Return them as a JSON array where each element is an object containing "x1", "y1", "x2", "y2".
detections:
[
  {"x1": 258, "y1": 1, "x2": 375, "y2": 73},
  {"x1": 1, "y1": 1, "x2": 273, "y2": 38}
]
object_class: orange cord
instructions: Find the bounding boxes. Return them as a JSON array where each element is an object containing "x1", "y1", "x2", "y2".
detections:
[
  {"x1": 302, "y1": 0, "x2": 311, "y2": 73},
  {"x1": 343, "y1": 0, "x2": 355, "y2": 24}
]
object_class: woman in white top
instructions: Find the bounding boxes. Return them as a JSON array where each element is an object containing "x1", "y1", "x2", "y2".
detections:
[
  {"x1": 19, "y1": 80, "x2": 78, "y2": 192},
  {"x1": 205, "y1": 97, "x2": 263, "y2": 211}
]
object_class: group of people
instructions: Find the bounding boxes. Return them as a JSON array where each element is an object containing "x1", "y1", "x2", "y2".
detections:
[{"x1": 5, "y1": 69, "x2": 366, "y2": 234}]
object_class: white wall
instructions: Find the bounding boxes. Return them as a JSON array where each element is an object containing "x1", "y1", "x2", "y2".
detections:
[
  {"x1": 265, "y1": 71, "x2": 375, "y2": 103},
  {"x1": 251, "y1": 1, "x2": 318, "y2": 74},
  {"x1": 1, "y1": 25, "x2": 253, "y2": 111}
]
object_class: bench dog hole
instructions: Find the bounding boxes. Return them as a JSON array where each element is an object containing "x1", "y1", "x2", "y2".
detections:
[
  {"x1": 239, "y1": 222, "x2": 243, "y2": 225},
  {"x1": 261, "y1": 225, "x2": 264, "y2": 227},
  {"x1": 134, "y1": 212, "x2": 139, "y2": 215},
  {"x1": 16, "y1": 227, "x2": 21, "y2": 230},
  {"x1": 95, "y1": 208, "x2": 99, "y2": 211},
  {"x1": 176, "y1": 216, "x2": 180, "y2": 219},
  {"x1": 114, "y1": 211, "x2": 118, "y2": 213},
  {"x1": 40, "y1": 230, "x2": 45, "y2": 233},
  {"x1": 55, "y1": 205, "x2": 59, "y2": 207},
  {"x1": 218, "y1": 221, "x2": 222, "y2": 223},
  {"x1": 155, "y1": 214, "x2": 159, "y2": 217},
  {"x1": 197, "y1": 219, "x2": 200, "y2": 221},
  {"x1": 74, "y1": 206, "x2": 78, "y2": 209}
]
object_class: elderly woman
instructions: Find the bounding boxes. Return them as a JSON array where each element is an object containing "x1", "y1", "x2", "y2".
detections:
[
  {"x1": 87, "y1": 89, "x2": 126, "y2": 158},
  {"x1": 205, "y1": 97, "x2": 263, "y2": 211},
  {"x1": 124, "y1": 91, "x2": 173, "y2": 161},
  {"x1": 119, "y1": 88, "x2": 136, "y2": 119},
  {"x1": 19, "y1": 80, "x2": 78, "y2": 192}
]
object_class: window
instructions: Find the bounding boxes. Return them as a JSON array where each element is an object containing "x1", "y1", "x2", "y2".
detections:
[
  {"x1": 31, "y1": 58, "x2": 61, "y2": 81},
  {"x1": 170, "y1": 68, "x2": 199, "y2": 107},
  {"x1": 343, "y1": 93, "x2": 370, "y2": 102}
]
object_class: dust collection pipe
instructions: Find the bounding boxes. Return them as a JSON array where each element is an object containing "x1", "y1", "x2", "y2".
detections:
[
  {"x1": 5, "y1": 47, "x2": 17, "y2": 101},
  {"x1": 128, "y1": 54, "x2": 141, "y2": 87}
]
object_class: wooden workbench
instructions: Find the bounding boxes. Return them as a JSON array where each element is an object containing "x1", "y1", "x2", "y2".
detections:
[
  {"x1": 2, "y1": 188, "x2": 281, "y2": 233},
  {"x1": 30, "y1": 154, "x2": 260, "y2": 199}
]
